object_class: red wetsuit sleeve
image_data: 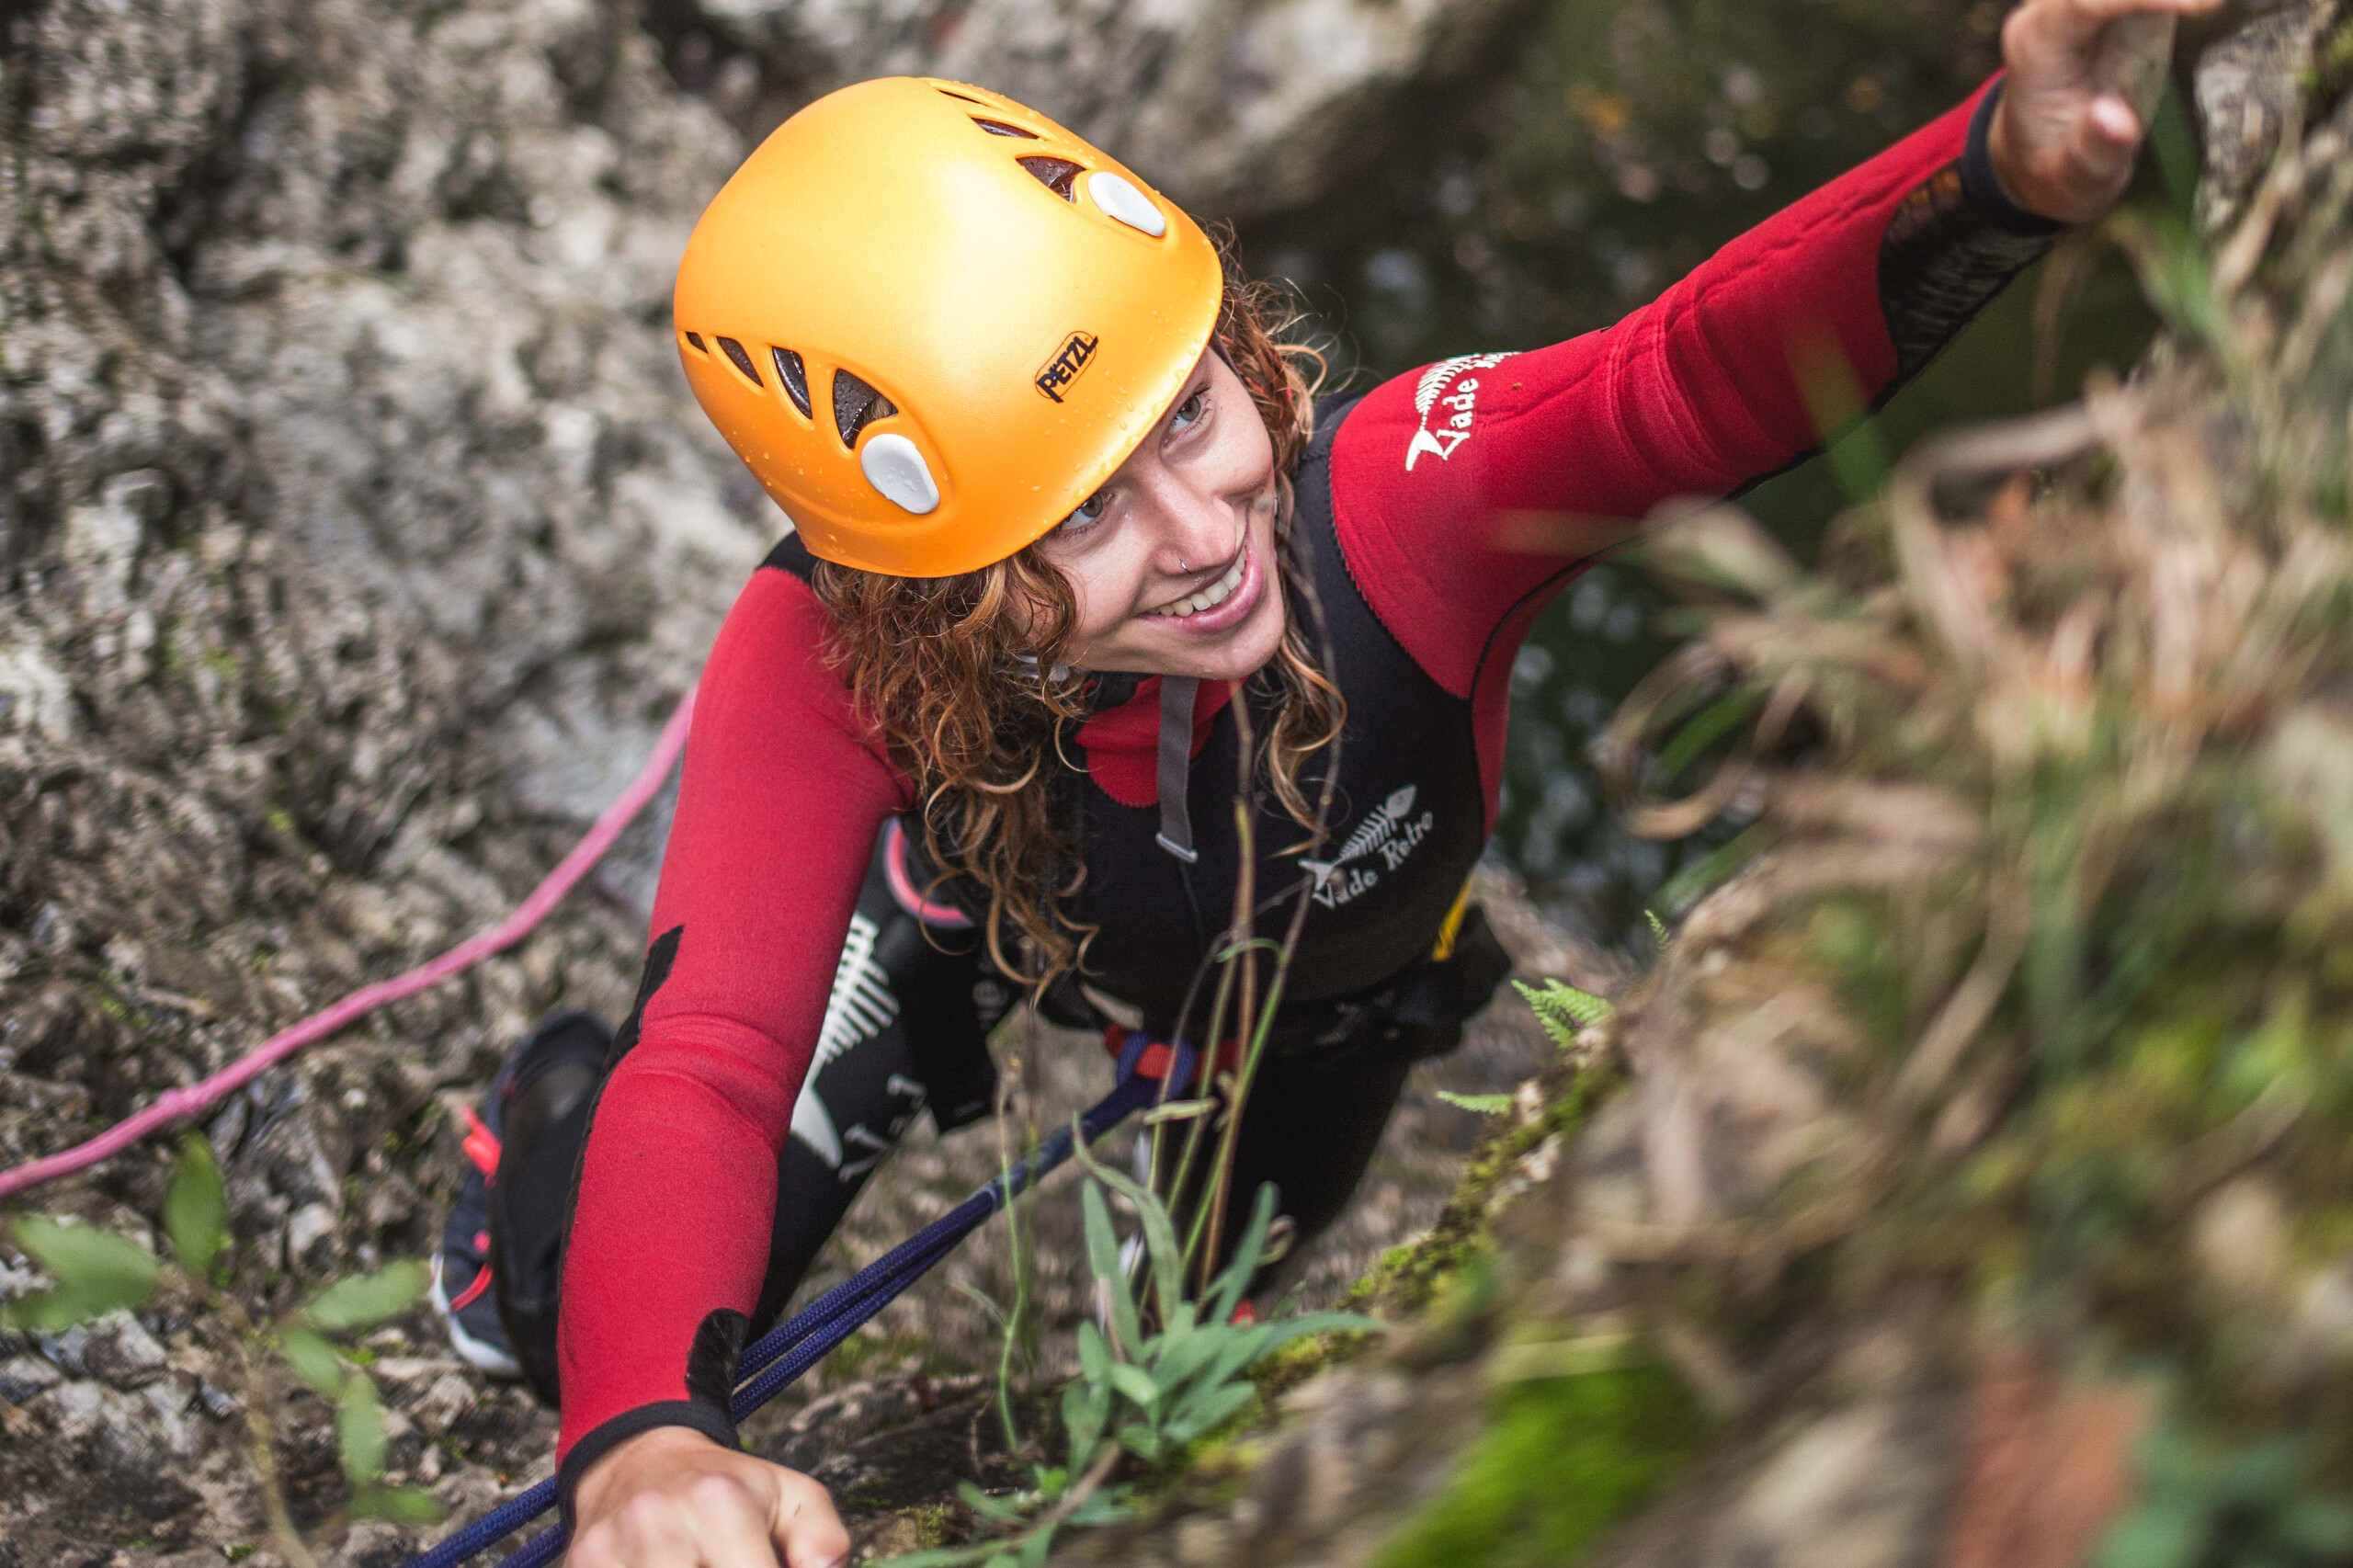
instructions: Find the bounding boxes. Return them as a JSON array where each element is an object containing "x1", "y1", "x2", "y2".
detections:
[
  {"x1": 1328, "y1": 83, "x2": 2006, "y2": 824},
  {"x1": 553, "y1": 562, "x2": 907, "y2": 1484}
]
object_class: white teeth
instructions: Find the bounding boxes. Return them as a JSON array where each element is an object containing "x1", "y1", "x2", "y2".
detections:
[{"x1": 1161, "y1": 553, "x2": 1245, "y2": 619}]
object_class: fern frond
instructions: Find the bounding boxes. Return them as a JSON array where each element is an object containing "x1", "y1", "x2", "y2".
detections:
[{"x1": 1512, "y1": 977, "x2": 1611, "y2": 1049}]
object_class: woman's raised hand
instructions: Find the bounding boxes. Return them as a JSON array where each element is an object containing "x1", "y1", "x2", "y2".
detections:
[
  {"x1": 1990, "y1": 0, "x2": 2225, "y2": 224},
  {"x1": 567, "y1": 1426, "x2": 850, "y2": 1568}
]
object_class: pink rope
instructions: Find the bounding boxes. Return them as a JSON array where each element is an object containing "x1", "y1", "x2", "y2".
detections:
[{"x1": 0, "y1": 687, "x2": 699, "y2": 1203}]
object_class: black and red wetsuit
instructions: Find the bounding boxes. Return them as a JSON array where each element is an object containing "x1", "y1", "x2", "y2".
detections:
[{"x1": 547, "y1": 80, "x2": 2054, "y2": 1501}]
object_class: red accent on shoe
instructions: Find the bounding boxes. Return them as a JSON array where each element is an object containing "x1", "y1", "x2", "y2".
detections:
[
  {"x1": 449, "y1": 1260, "x2": 494, "y2": 1312},
  {"x1": 461, "y1": 1105, "x2": 503, "y2": 1180}
]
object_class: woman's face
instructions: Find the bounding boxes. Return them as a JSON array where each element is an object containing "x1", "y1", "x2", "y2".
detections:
[{"x1": 1029, "y1": 346, "x2": 1288, "y2": 683}]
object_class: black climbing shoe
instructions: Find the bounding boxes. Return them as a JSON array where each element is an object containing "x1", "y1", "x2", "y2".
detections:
[{"x1": 431, "y1": 1010, "x2": 611, "y2": 1386}]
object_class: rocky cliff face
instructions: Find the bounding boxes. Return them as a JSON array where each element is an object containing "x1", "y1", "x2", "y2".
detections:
[
  {"x1": 650, "y1": 0, "x2": 1530, "y2": 217},
  {"x1": 0, "y1": 0, "x2": 1555, "y2": 1560}
]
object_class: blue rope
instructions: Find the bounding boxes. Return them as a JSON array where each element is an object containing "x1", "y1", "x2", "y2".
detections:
[{"x1": 405, "y1": 1032, "x2": 1186, "y2": 1568}]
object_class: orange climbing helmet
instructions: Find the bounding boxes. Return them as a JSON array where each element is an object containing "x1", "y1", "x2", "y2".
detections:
[{"x1": 672, "y1": 77, "x2": 1225, "y2": 577}]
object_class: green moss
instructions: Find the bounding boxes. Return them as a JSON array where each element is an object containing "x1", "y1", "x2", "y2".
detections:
[
  {"x1": 1351, "y1": 1062, "x2": 1623, "y2": 1323},
  {"x1": 912, "y1": 1501, "x2": 961, "y2": 1549},
  {"x1": 1373, "y1": 1363, "x2": 1709, "y2": 1568}
]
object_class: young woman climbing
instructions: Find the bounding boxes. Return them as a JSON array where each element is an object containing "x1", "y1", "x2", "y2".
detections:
[{"x1": 428, "y1": 0, "x2": 2215, "y2": 1561}]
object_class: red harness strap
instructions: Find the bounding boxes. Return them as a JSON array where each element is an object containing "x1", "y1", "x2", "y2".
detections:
[{"x1": 1100, "y1": 1027, "x2": 1243, "y2": 1085}]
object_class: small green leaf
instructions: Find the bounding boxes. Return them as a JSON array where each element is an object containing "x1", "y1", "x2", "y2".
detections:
[
  {"x1": 1106, "y1": 1361, "x2": 1160, "y2": 1409},
  {"x1": 1080, "y1": 1184, "x2": 1142, "y2": 1358},
  {"x1": 1165, "y1": 1381, "x2": 1256, "y2": 1445},
  {"x1": 351, "y1": 1485, "x2": 444, "y2": 1524},
  {"x1": 1436, "y1": 1091, "x2": 1515, "y2": 1115},
  {"x1": 1117, "y1": 1421, "x2": 1162, "y2": 1461},
  {"x1": 1150, "y1": 1322, "x2": 1222, "y2": 1393},
  {"x1": 301, "y1": 1259, "x2": 428, "y2": 1332},
  {"x1": 163, "y1": 1132, "x2": 228, "y2": 1278},
  {"x1": 0, "y1": 1289, "x2": 98, "y2": 1334},
  {"x1": 1076, "y1": 1320, "x2": 1112, "y2": 1386},
  {"x1": 1196, "y1": 1323, "x2": 1276, "y2": 1392},
  {"x1": 1072, "y1": 1145, "x2": 1182, "y2": 1327},
  {"x1": 277, "y1": 1328, "x2": 347, "y2": 1397},
  {"x1": 4, "y1": 1217, "x2": 158, "y2": 1329},
  {"x1": 337, "y1": 1373, "x2": 388, "y2": 1487},
  {"x1": 1063, "y1": 1379, "x2": 1109, "y2": 1469},
  {"x1": 1205, "y1": 1184, "x2": 1278, "y2": 1330},
  {"x1": 1254, "y1": 1311, "x2": 1388, "y2": 1346}
]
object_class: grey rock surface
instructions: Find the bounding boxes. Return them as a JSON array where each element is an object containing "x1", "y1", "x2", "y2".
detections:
[{"x1": 665, "y1": 0, "x2": 1529, "y2": 216}]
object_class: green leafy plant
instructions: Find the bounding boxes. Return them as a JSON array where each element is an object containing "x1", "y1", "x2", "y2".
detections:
[
  {"x1": 1437, "y1": 1091, "x2": 1518, "y2": 1116},
  {"x1": 876, "y1": 1160, "x2": 1384, "y2": 1568},
  {"x1": 2, "y1": 1132, "x2": 439, "y2": 1561}
]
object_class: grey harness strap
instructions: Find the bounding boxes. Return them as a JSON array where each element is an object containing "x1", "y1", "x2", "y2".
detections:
[{"x1": 1153, "y1": 675, "x2": 1200, "y2": 863}]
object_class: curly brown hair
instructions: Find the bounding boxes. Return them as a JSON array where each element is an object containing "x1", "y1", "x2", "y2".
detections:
[{"x1": 808, "y1": 250, "x2": 1343, "y2": 987}]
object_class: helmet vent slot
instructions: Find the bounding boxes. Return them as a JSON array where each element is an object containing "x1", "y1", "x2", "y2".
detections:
[
  {"x1": 936, "y1": 87, "x2": 986, "y2": 104},
  {"x1": 1017, "y1": 156, "x2": 1083, "y2": 200},
  {"x1": 716, "y1": 336, "x2": 761, "y2": 386},
  {"x1": 972, "y1": 118, "x2": 1038, "y2": 139},
  {"x1": 771, "y1": 347, "x2": 813, "y2": 418},
  {"x1": 833, "y1": 369, "x2": 897, "y2": 447},
  {"x1": 683, "y1": 331, "x2": 709, "y2": 353}
]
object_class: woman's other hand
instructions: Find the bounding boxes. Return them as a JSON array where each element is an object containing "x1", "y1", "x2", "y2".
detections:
[
  {"x1": 568, "y1": 1426, "x2": 850, "y2": 1568},
  {"x1": 1990, "y1": 0, "x2": 2224, "y2": 223}
]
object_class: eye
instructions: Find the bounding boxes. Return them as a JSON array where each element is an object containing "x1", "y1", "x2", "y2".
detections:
[
  {"x1": 1168, "y1": 387, "x2": 1209, "y2": 434},
  {"x1": 1056, "y1": 491, "x2": 1109, "y2": 536}
]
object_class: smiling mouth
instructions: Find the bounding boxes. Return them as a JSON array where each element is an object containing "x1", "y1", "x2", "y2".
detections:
[{"x1": 1143, "y1": 549, "x2": 1248, "y2": 619}]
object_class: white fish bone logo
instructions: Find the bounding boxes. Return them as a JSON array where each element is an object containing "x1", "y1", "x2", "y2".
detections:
[
  {"x1": 1405, "y1": 353, "x2": 1510, "y2": 472},
  {"x1": 791, "y1": 910, "x2": 925, "y2": 1177},
  {"x1": 1301, "y1": 785, "x2": 1417, "y2": 880}
]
